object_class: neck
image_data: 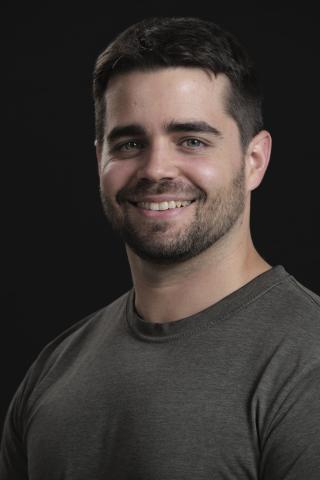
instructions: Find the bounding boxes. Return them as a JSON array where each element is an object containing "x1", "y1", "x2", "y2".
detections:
[{"x1": 126, "y1": 224, "x2": 271, "y2": 324}]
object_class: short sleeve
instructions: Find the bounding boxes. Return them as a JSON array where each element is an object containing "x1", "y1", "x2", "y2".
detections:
[
  {"x1": 260, "y1": 366, "x2": 320, "y2": 479},
  {"x1": 0, "y1": 381, "x2": 29, "y2": 479}
]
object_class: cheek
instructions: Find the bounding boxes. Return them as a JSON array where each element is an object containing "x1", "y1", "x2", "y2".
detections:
[
  {"x1": 100, "y1": 161, "x2": 135, "y2": 196},
  {"x1": 183, "y1": 157, "x2": 228, "y2": 190}
]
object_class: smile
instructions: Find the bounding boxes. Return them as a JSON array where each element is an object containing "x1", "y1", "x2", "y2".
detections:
[
  {"x1": 135, "y1": 200, "x2": 193, "y2": 211},
  {"x1": 127, "y1": 198, "x2": 196, "y2": 219}
]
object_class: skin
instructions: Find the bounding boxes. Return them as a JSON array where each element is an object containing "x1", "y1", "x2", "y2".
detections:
[{"x1": 96, "y1": 67, "x2": 272, "y2": 323}]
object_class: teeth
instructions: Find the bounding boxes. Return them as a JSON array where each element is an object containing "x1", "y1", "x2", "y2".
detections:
[{"x1": 137, "y1": 200, "x2": 193, "y2": 211}]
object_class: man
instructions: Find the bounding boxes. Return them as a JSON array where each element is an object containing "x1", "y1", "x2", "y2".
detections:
[{"x1": 1, "y1": 16, "x2": 320, "y2": 479}]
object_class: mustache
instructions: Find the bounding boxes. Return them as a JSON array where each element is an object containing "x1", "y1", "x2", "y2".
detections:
[{"x1": 116, "y1": 179, "x2": 206, "y2": 203}]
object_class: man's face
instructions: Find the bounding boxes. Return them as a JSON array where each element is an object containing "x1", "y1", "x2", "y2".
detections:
[{"x1": 97, "y1": 67, "x2": 248, "y2": 264}]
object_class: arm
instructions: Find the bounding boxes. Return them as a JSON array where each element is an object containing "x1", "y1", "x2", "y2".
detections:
[
  {"x1": 0, "y1": 384, "x2": 29, "y2": 479},
  {"x1": 260, "y1": 366, "x2": 320, "y2": 479}
]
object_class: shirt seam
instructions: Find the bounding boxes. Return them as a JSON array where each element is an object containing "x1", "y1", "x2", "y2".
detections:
[
  {"x1": 126, "y1": 275, "x2": 291, "y2": 343},
  {"x1": 287, "y1": 277, "x2": 320, "y2": 310}
]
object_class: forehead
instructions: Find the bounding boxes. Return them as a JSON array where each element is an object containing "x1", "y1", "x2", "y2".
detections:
[{"x1": 104, "y1": 67, "x2": 232, "y2": 128}]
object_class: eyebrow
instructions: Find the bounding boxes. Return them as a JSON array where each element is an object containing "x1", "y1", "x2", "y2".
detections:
[
  {"x1": 107, "y1": 124, "x2": 146, "y2": 144},
  {"x1": 165, "y1": 120, "x2": 223, "y2": 138},
  {"x1": 106, "y1": 120, "x2": 223, "y2": 144}
]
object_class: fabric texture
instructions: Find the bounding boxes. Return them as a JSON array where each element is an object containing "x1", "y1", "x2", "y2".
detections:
[{"x1": 1, "y1": 265, "x2": 320, "y2": 479}]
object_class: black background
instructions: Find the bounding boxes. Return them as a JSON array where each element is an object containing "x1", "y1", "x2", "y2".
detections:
[{"x1": 2, "y1": 4, "x2": 319, "y2": 431}]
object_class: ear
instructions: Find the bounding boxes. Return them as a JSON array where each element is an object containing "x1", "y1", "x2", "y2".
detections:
[{"x1": 245, "y1": 130, "x2": 272, "y2": 192}]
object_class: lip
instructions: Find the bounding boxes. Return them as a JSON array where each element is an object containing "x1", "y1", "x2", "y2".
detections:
[
  {"x1": 127, "y1": 195, "x2": 196, "y2": 203},
  {"x1": 127, "y1": 199, "x2": 196, "y2": 219}
]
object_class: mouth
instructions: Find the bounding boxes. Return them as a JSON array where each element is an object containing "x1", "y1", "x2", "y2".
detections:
[
  {"x1": 124, "y1": 198, "x2": 197, "y2": 220},
  {"x1": 129, "y1": 199, "x2": 195, "y2": 211}
]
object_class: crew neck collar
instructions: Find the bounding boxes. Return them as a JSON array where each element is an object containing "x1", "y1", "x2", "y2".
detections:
[{"x1": 126, "y1": 265, "x2": 290, "y2": 342}]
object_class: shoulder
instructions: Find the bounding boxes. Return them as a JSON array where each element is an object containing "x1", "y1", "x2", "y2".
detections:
[
  {"x1": 254, "y1": 271, "x2": 320, "y2": 339},
  {"x1": 286, "y1": 275, "x2": 320, "y2": 311},
  {"x1": 0, "y1": 291, "x2": 131, "y2": 473},
  {"x1": 252, "y1": 277, "x2": 320, "y2": 465},
  {"x1": 12, "y1": 291, "x2": 131, "y2": 416},
  {"x1": 237, "y1": 269, "x2": 320, "y2": 371},
  {"x1": 37, "y1": 290, "x2": 130, "y2": 372}
]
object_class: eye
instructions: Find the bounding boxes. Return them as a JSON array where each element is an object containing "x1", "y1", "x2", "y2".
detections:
[
  {"x1": 109, "y1": 140, "x2": 146, "y2": 157},
  {"x1": 118, "y1": 140, "x2": 144, "y2": 151},
  {"x1": 181, "y1": 138, "x2": 207, "y2": 149}
]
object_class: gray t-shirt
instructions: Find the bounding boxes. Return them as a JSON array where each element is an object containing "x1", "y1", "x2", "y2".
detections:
[{"x1": 1, "y1": 266, "x2": 320, "y2": 479}]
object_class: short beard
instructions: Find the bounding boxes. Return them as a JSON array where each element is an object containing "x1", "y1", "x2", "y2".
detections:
[{"x1": 100, "y1": 162, "x2": 246, "y2": 265}]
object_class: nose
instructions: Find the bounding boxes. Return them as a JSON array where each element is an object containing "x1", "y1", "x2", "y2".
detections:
[{"x1": 136, "y1": 142, "x2": 179, "y2": 182}]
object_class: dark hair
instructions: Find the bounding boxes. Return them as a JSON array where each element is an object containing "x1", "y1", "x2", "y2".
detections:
[{"x1": 93, "y1": 17, "x2": 263, "y2": 150}]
